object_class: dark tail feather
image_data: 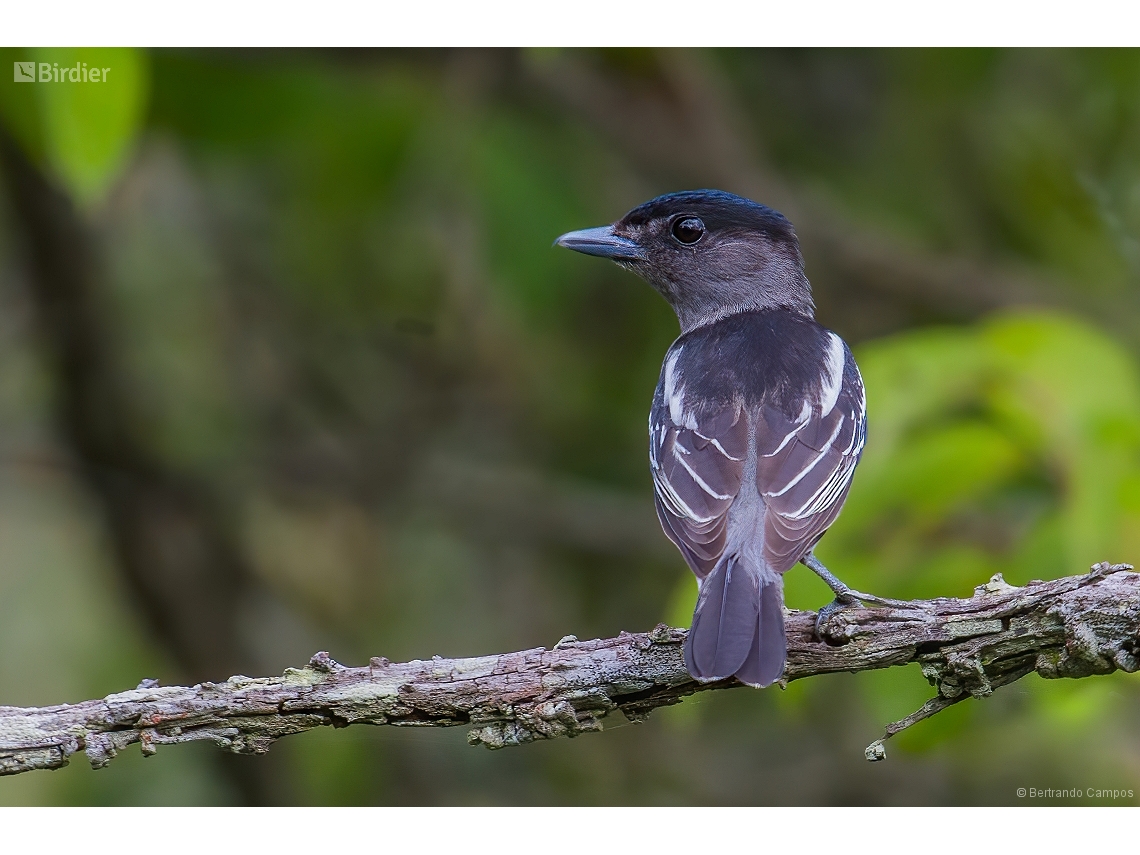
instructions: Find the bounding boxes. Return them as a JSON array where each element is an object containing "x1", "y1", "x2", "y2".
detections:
[
  {"x1": 683, "y1": 555, "x2": 760, "y2": 682},
  {"x1": 735, "y1": 580, "x2": 786, "y2": 688}
]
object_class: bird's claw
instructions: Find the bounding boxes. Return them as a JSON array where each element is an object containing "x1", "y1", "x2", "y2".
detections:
[
  {"x1": 801, "y1": 554, "x2": 912, "y2": 639},
  {"x1": 813, "y1": 589, "x2": 911, "y2": 640},
  {"x1": 843, "y1": 589, "x2": 912, "y2": 609},
  {"x1": 814, "y1": 593, "x2": 860, "y2": 640}
]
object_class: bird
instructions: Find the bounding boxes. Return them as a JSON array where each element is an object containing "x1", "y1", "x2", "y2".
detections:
[{"x1": 555, "y1": 189, "x2": 869, "y2": 688}]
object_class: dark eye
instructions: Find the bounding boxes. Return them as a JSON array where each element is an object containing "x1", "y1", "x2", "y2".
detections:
[{"x1": 671, "y1": 217, "x2": 705, "y2": 245}]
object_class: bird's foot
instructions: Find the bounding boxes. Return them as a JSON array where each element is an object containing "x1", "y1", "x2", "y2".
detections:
[
  {"x1": 803, "y1": 551, "x2": 912, "y2": 640},
  {"x1": 838, "y1": 588, "x2": 912, "y2": 609},
  {"x1": 812, "y1": 587, "x2": 920, "y2": 639},
  {"x1": 813, "y1": 591, "x2": 860, "y2": 640}
]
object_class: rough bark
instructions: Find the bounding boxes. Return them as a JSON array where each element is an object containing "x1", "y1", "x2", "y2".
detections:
[{"x1": 1, "y1": 562, "x2": 1136, "y2": 777}]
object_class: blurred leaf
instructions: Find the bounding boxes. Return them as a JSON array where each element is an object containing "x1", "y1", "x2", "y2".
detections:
[
  {"x1": 810, "y1": 310, "x2": 1140, "y2": 751},
  {"x1": 0, "y1": 48, "x2": 148, "y2": 208},
  {"x1": 0, "y1": 48, "x2": 46, "y2": 165}
]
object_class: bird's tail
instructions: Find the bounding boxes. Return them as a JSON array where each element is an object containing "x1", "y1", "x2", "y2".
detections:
[{"x1": 683, "y1": 554, "x2": 786, "y2": 688}]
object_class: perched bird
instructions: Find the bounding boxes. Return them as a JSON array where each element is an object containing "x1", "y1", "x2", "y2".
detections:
[{"x1": 556, "y1": 190, "x2": 868, "y2": 688}]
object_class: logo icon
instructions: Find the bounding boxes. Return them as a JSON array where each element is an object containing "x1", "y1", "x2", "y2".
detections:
[{"x1": 13, "y1": 62, "x2": 35, "y2": 83}]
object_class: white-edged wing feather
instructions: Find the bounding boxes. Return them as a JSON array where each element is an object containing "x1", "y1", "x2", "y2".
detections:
[
  {"x1": 651, "y1": 395, "x2": 748, "y2": 580},
  {"x1": 755, "y1": 346, "x2": 866, "y2": 572},
  {"x1": 651, "y1": 335, "x2": 866, "y2": 578}
]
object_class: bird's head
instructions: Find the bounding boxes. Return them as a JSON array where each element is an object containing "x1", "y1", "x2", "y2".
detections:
[{"x1": 555, "y1": 190, "x2": 813, "y2": 332}]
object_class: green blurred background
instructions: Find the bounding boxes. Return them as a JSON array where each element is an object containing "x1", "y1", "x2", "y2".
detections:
[{"x1": 1, "y1": 47, "x2": 1139, "y2": 805}]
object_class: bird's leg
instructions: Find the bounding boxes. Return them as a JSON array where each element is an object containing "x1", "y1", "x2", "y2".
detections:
[
  {"x1": 805, "y1": 553, "x2": 860, "y2": 639},
  {"x1": 801, "y1": 552, "x2": 911, "y2": 639},
  {"x1": 802, "y1": 552, "x2": 858, "y2": 602}
]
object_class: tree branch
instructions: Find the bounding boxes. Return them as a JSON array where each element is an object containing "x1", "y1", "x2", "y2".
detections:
[{"x1": 1, "y1": 562, "x2": 1137, "y2": 777}]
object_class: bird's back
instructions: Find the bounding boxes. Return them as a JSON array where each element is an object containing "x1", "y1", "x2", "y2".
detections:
[
  {"x1": 554, "y1": 189, "x2": 866, "y2": 689},
  {"x1": 650, "y1": 309, "x2": 866, "y2": 686}
]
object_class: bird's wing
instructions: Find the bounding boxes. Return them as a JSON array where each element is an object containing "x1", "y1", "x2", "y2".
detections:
[
  {"x1": 755, "y1": 346, "x2": 866, "y2": 573},
  {"x1": 650, "y1": 375, "x2": 749, "y2": 582}
]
